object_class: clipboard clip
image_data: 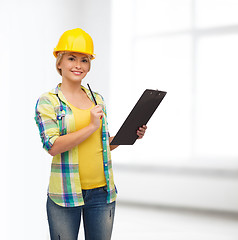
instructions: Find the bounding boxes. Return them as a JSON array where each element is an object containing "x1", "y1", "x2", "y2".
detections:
[
  {"x1": 155, "y1": 89, "x2": 162, "y2": 96},
  {"x1": 149, "y1": 89, "x2": 160, "y2": 95}
]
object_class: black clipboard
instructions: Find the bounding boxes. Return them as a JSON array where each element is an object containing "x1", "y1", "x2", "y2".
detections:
[{"x1": 110, "y1": 89, "x2": 167, "y2": 145}]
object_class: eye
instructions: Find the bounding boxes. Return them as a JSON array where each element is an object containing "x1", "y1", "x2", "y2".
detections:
[
  {"x1": 82, "y1": 59, "x2": 89, "y2": 63},
  {"x1": 68, "y1": 57, "x2": 75, "y2": 61}
]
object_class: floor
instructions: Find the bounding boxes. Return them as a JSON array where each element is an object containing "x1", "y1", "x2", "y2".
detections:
[{"x1": 76, "y1": 202, "x2": 238, "y2": 240}]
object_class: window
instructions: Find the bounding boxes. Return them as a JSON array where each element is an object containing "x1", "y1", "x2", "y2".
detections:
[{"x1": 109, "y1": 0, "x2": 238, "y2": 168}]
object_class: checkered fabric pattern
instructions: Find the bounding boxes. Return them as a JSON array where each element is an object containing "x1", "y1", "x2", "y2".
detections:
[{"x1": 35, "y1": 84, "x2": 117, "y2": 207}]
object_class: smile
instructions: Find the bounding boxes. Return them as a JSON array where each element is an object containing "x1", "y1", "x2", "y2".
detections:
[{"x1": 72, "y1": 71, "x2": 83, "y2": 75}]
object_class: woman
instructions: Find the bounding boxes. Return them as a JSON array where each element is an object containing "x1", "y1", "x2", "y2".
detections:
[{"x1": 35, "y1": 28, "x2": 147, "y2": 240}]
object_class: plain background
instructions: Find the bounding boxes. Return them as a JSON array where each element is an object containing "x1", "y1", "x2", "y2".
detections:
[{"x1": 1, "y1": 0, "x2": 238, "y2": 239}]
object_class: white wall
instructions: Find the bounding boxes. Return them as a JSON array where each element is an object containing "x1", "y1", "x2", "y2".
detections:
[
  {"x1": 109, "y1": 0, "x2": 238, "y2": 214},
  {"x1": 1, "y1": 0, "x2": 238, "y2": 239},
  {"x1": 0, "y1": 1, "x2": 111, "y2": 239}
]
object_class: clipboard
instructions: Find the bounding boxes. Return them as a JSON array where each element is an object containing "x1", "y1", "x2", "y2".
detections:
[{"x1": 110, "y1": 89, "x2": 167, "y2": 145}]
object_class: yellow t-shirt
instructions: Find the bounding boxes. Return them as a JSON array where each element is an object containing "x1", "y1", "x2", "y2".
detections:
[{"x1": 68, "y1": 102, "x2": 106, "y2": 190}]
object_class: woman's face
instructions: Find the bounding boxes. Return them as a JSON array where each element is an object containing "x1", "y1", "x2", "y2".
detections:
[{"x1": 58, "y1": 52, "x2": 90, "y2": 83}]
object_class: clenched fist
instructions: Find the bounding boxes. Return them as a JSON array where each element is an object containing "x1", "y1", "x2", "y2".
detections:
[{"x1": 89, "y1": 105, "x2": 104, "y2": 130}]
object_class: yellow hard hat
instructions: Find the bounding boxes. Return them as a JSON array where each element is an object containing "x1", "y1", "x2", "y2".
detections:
[{"x1": 53, "y1": 28, "x2": 95, "y2": 59}]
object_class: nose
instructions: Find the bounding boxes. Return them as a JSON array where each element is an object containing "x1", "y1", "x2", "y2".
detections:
[{"x1": 75, "y1": 59, "x2": 82, "y2": 69}]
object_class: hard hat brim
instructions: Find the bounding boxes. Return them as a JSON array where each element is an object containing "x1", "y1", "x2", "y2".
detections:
[{"x1": 53, "y1": 50, "x2": 95, "y2": 59}]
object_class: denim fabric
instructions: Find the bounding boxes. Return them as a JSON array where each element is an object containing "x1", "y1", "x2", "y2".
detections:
[{"x1": 47, "y1": 186, "x2": 116, "y2": 240}]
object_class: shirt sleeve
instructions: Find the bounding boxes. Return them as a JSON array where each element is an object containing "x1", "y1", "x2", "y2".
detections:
[{"x1": 34, "y1": 94, "x2": 60, "y2": 151}]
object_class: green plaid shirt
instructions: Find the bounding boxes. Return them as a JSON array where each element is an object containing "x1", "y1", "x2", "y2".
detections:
[{"x1": 35, "y1": 84, "x2": 117, "y2": 207}]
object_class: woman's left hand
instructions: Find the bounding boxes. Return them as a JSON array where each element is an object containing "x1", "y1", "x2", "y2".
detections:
[{"x1": 137, "y1": 125, "x2": 147, "y2": 139}]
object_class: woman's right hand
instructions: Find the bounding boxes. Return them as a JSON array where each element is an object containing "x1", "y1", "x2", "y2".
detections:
[{"x1": 89, "y1": 105, "x2": 104, "y2": 130}]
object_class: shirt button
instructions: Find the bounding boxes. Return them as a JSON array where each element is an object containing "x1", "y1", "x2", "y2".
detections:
[
  {"x1": 104, "y1": 150, "x2": 106, "y2": 152},
  {"x1": 103, "y1": 137, "x2": 106, "y2": 140},
  {"x1": 105, "y1": 164, "x2": 108, "y2": 166}
]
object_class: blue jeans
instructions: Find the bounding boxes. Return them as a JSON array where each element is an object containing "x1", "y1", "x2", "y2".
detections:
[{"x1": 47, "y1": 186, "x2": 116, "y2": 240}]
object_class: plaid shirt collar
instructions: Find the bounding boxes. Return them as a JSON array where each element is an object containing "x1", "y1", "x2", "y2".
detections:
[{"x1": 49, "y1": 83, "x2": 94, "y2": 104}]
